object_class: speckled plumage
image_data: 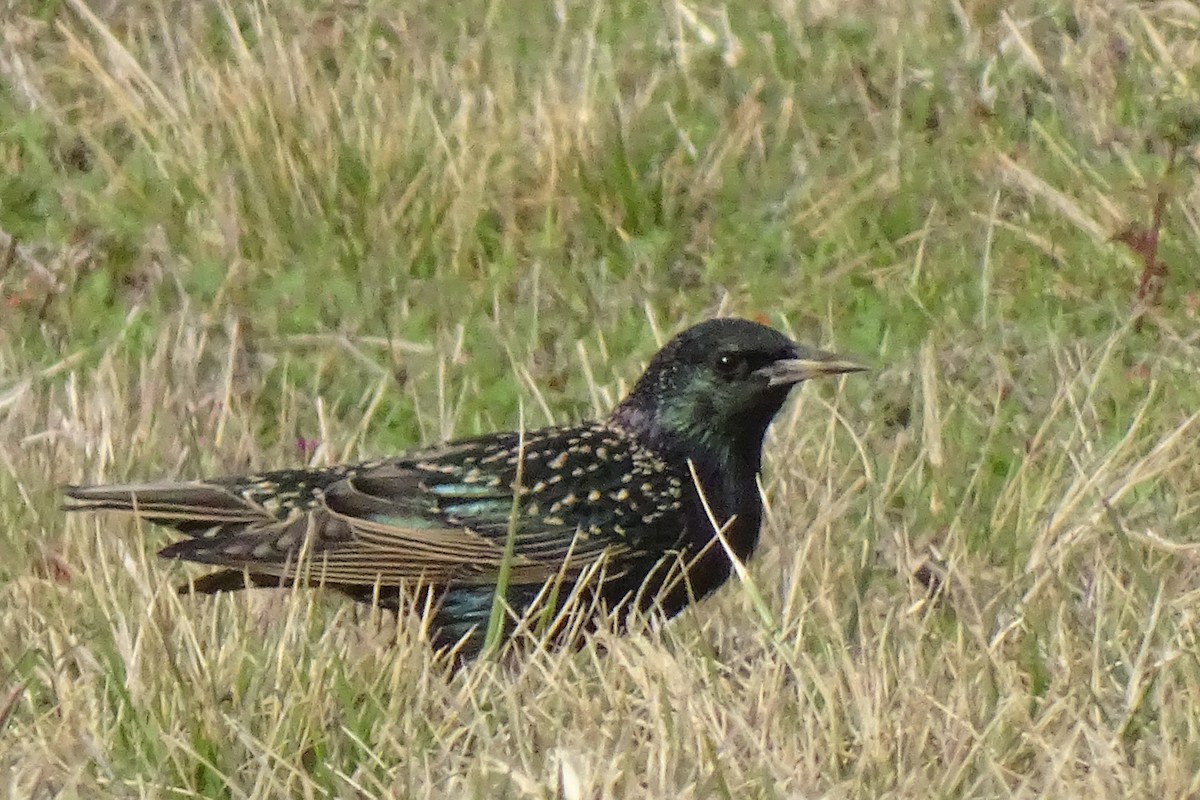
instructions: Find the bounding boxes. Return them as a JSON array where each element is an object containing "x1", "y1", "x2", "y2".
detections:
[{"x1": 64, "y1": 318, "x2": 864, "y2": 657}]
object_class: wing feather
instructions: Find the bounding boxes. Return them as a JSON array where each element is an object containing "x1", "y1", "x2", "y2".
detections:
[{"x1": 65, "y1": 422, "x2": 684, "y2": 591}]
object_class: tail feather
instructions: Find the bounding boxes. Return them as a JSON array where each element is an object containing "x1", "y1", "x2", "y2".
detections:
[
  {"x1": 179, "y1": 569, "x2": 294, "y2": 594},
  {"x1": 63, "y1": 481, "x2": 251, "y2": 513},
  {"x1": 63, "y1": 479, "x2": 389, "y2": 603},
  {"x1": 62, "y1": 481, "x2": 267, "y2": 537}
]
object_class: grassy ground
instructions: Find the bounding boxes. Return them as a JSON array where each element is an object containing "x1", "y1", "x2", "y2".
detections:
[{"x1": 3, "y1": 0, "x2": 1200, "y2": 796}]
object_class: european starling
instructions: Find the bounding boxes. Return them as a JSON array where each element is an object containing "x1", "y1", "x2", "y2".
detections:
[{"x1": 64, "y1": 319, "x2": 864, "y2": 657}]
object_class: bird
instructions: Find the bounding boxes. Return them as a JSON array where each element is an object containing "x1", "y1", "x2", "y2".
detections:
[{"x1": 64, "y1": 318, "x2": 865, "y2": 658}]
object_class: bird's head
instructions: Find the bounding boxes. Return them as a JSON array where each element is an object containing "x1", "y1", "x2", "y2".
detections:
[{"x1": 610, "y1": 318, "x2": 865, "y2": 465}]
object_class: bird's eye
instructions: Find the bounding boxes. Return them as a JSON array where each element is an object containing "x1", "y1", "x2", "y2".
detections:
[{"x1": 714, "y1": 353, "x2": 747, "y2": 379}]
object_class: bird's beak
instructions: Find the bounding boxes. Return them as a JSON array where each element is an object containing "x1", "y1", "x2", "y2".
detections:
[{"x1": 755, "y1": 347, "x2": 868, "y2": 387}]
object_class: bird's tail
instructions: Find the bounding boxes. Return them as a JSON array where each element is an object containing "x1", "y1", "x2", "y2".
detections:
[
  {"x1": 62, "y1": 481, "x2": 266, "y2": 537},
  {"x1": 64, "y1": 481, "x2": 305, "y2": 595}
]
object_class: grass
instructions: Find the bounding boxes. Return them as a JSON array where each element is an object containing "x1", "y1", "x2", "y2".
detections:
[{"x1": 3, "y1": 0, "x2": 1200, "y2": 795}]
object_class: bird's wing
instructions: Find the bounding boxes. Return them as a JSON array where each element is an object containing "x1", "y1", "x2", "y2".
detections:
[{"x1": 64, "y1": 423, "x2": 688, "y2": 587}]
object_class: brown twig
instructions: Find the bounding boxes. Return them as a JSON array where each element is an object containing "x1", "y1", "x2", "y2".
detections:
[
  {"x1": 0, "y1": 234, "x2": 17, "y2": 283},
  {"x1": 1114, "y1": 142, "x2": 1178, "y2": 333}
]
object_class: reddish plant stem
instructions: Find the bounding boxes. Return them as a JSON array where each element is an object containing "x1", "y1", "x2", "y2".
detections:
[{"x1": 1133, "y1": 143, "x2": 1178, "y2": 332}]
